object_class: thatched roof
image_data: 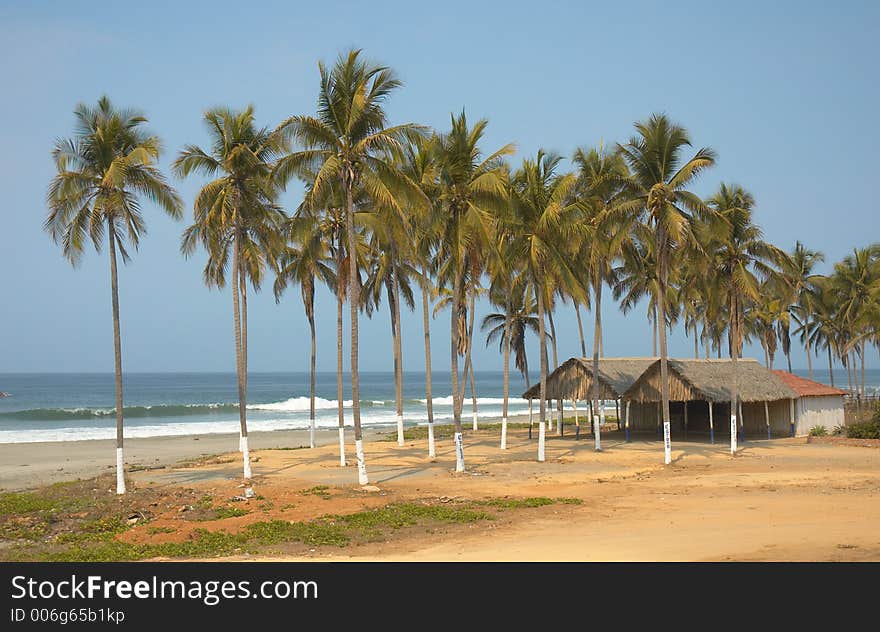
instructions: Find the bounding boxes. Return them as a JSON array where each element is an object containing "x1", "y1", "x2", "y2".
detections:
[
  {"x1": 521, "y1": 357, "x2": 658, "y2": 400},
  {"x1": 622, "y1": 359, "x2": 798, "y2": 403}
]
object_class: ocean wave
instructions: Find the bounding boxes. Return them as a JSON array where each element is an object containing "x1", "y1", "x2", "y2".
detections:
[
  {"x1": 0, "y1": 403, "x2": 238, "y2": 421},
  {"x1": 0, "y1": 405, "x2": 535, "y2": 443},
  {"x1": 246, "y1": 396, "x2": 352, "y2": 412}
]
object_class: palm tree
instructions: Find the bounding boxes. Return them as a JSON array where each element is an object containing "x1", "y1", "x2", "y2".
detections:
[
  {"x1": 481, "y1": 279, "x2": 543, "y2": 446},
  {"x1": 831, "y1": 245, "x2": 880, "y2": 400},
  {"x1": 273, "y1": 214, "x2": 334, "y2": 448},
  {"x1": 806, "y1": 278, "x2": 842, "y2": 387},
  {"x1": 573, "y1": 144, "x2": 630, "y2": 451},
  {"x1": 787, "y1": 241, "x2": 825, "y2": 378},
  {"x1": 703, "y1": 183, "x2": 787, "y2": 451},
  {"x1": 274, "y1": 49, "x2": 425, "y2": 484},
  {"x1": 614, "y1": 229, "x2": 667, "y2": 356},
  {"x1": 175, "y1": 106, "x2": 286, "y2": 482},
  {"x1": 361, "y1": 220, "x2": 418, "y2": 447},
  {"x1": 293, "y1": 172, "x2": 369, "y2": 467},
  {"x1": 618, "y1": 114, "x2": 716, "y2": 464},
  {"x1": 46, "y1": 96, "x2": 182, "y2": 494},
  {"x1": 432, "y1": 111, "x2": 513, "y2": 472},
  {"x1": 401, "y1": 135, "x2": 441, "y2": 457},
  {"x1": 509, "y1": 150, "x2": 585, "y2": 462}
]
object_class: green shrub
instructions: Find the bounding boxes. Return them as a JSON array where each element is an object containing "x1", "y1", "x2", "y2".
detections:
[
  {"x1": 809, "y1": 425, "x2": 827, "y2": 437},
  {"x1": 845, "y1": 420, "x2": 880, "y2": 440}
]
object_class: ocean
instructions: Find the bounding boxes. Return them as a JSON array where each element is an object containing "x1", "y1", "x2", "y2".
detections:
[
  {"x1": 0, "y1": 371, "x2": 533, "y2": 443},
  {"x1": 0, "y1": 368, "x2": 876, "y2": 444}
]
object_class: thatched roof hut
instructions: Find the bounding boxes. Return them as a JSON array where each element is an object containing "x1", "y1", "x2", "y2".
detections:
[
  {"x1": 521, "y1": 357, "x2": 658, "y2": 400},
  {"x1": 621, "y1": 359, "x2": 797, "y2": 403}
]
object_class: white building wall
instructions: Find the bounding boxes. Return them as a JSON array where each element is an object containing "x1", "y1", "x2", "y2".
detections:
[{"x1": 795, "y1": 395, "x2": 845, "y2": 436}]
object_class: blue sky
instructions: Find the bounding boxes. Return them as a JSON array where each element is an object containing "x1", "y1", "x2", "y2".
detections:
[{"x1": 1, "y1": 0, "x2": 878, "y2": 374}]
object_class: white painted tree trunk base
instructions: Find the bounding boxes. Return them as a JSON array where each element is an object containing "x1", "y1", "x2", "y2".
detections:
[
  {"x1": 338, "y1": 427, "x2": 346, "y2": 467},
  {"x1": 730, "y1": 414, "x2": 738, "y2": 454},
  {"x1": 242, "y1": 436, "x2": 252, "y2": 480},
  {"x1": 472, "y1": 412, "x2": 478, "y2": 432},
  {"x1": 239, "y1": 433, "x2": 244, "y2": 453},
  {"x1": 663, "y1": 421, "x2": 671, "y2": 465},
  {"x1": 538, "y1": 422, "x2": 546, "y2": 462},
  {"x1": 356, "y1": 439, "x2": 368, "y2": 485},
  {"x1": 309, "y1": 419, "x2": 316, "y2": 449},
  {"x1": 454, "y1": 432, "x2": 465, "y2": 472},
  {"x1": 115, "y1": 447, "x2": 126, "y2": 495},
  {"x1": 396, "y1": 414, "x2": 404, "y2": 447},
  {"x1": 428, "y1": 423, "x2": 436, "y2": 459},
  {"x1": 500, "y1": 417, "x2": 508, "y2": 450},
  {"x1": 594, "y1": 414, "x2": 602, "y2": 451}
]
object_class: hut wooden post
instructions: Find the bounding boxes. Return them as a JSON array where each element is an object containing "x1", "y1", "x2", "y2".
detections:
[
  {"x1": 730, "y1": 400, "x2": 738, "y2": 455},
  {"x1": 789, "y1": 398, "x2": 796, "y2": 437},
  {"x1": 557, "y1": 401, "x2": 563, "y2": 437},
  {"x1": 683, "y1": 401, "x2": 689, "y2": 437},
  {"x1": 656, "y1": 401, "x2": 661, "y2": 439},
  {"x1": 738, "y1": 401, "x2": 744, "y2": 442},
  {"x1": 616, "y1": 399, "x2": 620, "y2": 431},
  {"x1": 708, "y1": 401, "x2": 714, "y2": 444},
  {"x1": 589, "y1": 400, "x2": 594, "y2": 435},
  {"x1": 764, "y1": 400, "x2": 771, "y2": 439},
  {"x1": 625, "y1": 400, "x2": 631, "y2": 443}
]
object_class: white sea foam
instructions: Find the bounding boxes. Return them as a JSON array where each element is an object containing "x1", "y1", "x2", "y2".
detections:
[
  {"x1": 0, "y1": 404, "x2": 534, "y2": 443},
  {"x1": 247, "y1": 396, "x2": 353, "y2": 412}
]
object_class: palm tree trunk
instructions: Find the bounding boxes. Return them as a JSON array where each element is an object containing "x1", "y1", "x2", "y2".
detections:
[
  {"x1": 336, "y1": 281, "x2": 346, "y2": 467},
  {"x1": 469, "y1": 362, "x2": 478, "y2": 431},
  {"x1": 845, "y1": 352, "x2": 853, "y2": 396},
  {"x1": 420, "y1": 269, "x2": 436, "y2": 458},
  {"x1": 231, "y1": 232, "x2": 251, "y2": 480},
  {"x1": 827, "y1": 345, "x2": 835, "y2": 387},
  {"x1": 501, "y1": 311, "x2": 511, "y2": 449},
  {"x1": 466, "y1": 290, "x2": 478, "y2": 431},
  {"x1": 391, "y1": 257, "x2": 405, "y2": 447},
  {"x1": 656, "y1": 238, "x2": 672, "y2": 465},
  {"x1": 652, "y1": 305, "x2": 658, "y2": 356},
  {"x1": 107, "y1": 227, "x2": 126, "y2": 495},
  {"x1": 346, "y1": 183, "x2": 367, "y2": 485},
  {"x1": 308, "y1": 307, "x2": 317, "y2": 450},
  {"x1": 548, "y1": 309, "x2": 561, "y2": 435},
  {"x1": 592, "y1": 278, "x2": 604, "y2": 452},
  {"x1": 239, "y1": 250, "x2": 252, "y2": 475},
  {"x1": 805, "y1": 336, "x2": 814, "y2": 379},
  {"x1": 860, "y1": 340, "x2": 866, "y2": 402},
  {"x1": 575, "y1": 302, "x2": 587, "y2": 357},
  {"x1": 536, "y1": 285, "x2": 547, "y2": 462},
  {"x1": 730, "y1": 291, "x2": 740, "y2": 455},
  {"x1": 450, "y1": 264, "x2": 465, "y2": 472}
]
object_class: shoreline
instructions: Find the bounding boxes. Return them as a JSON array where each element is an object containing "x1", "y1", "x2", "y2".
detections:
[{"x1": 0, "y1": 415, "x2": 531, "y2": 491}]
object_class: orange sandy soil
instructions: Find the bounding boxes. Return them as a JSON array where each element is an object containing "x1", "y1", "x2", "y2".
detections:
[{"x1": 121, "y1": 427, "x2": 880, "y2": 561}]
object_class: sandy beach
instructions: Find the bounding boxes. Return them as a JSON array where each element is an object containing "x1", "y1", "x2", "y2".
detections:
[
  {"x1": 4, "y1": 418, "x2": 877, "y2": 562},
  {"x1": 0, "y1": 425, "x2": 393, "y2": 491}
]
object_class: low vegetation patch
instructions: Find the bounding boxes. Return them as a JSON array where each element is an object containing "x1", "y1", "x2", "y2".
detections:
[
  {"x1": 809, "y1": 425, "x2": 828, "y2": 437},
  {"x1": 301, "y1": 485, "x2": 332, "y2": 500},
  {"x1": 1, "y1": 480, "x2": 585, "y2": 561},
  {"x1": 845, "y1": 420, "x2": 880, "y2": 440}
]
